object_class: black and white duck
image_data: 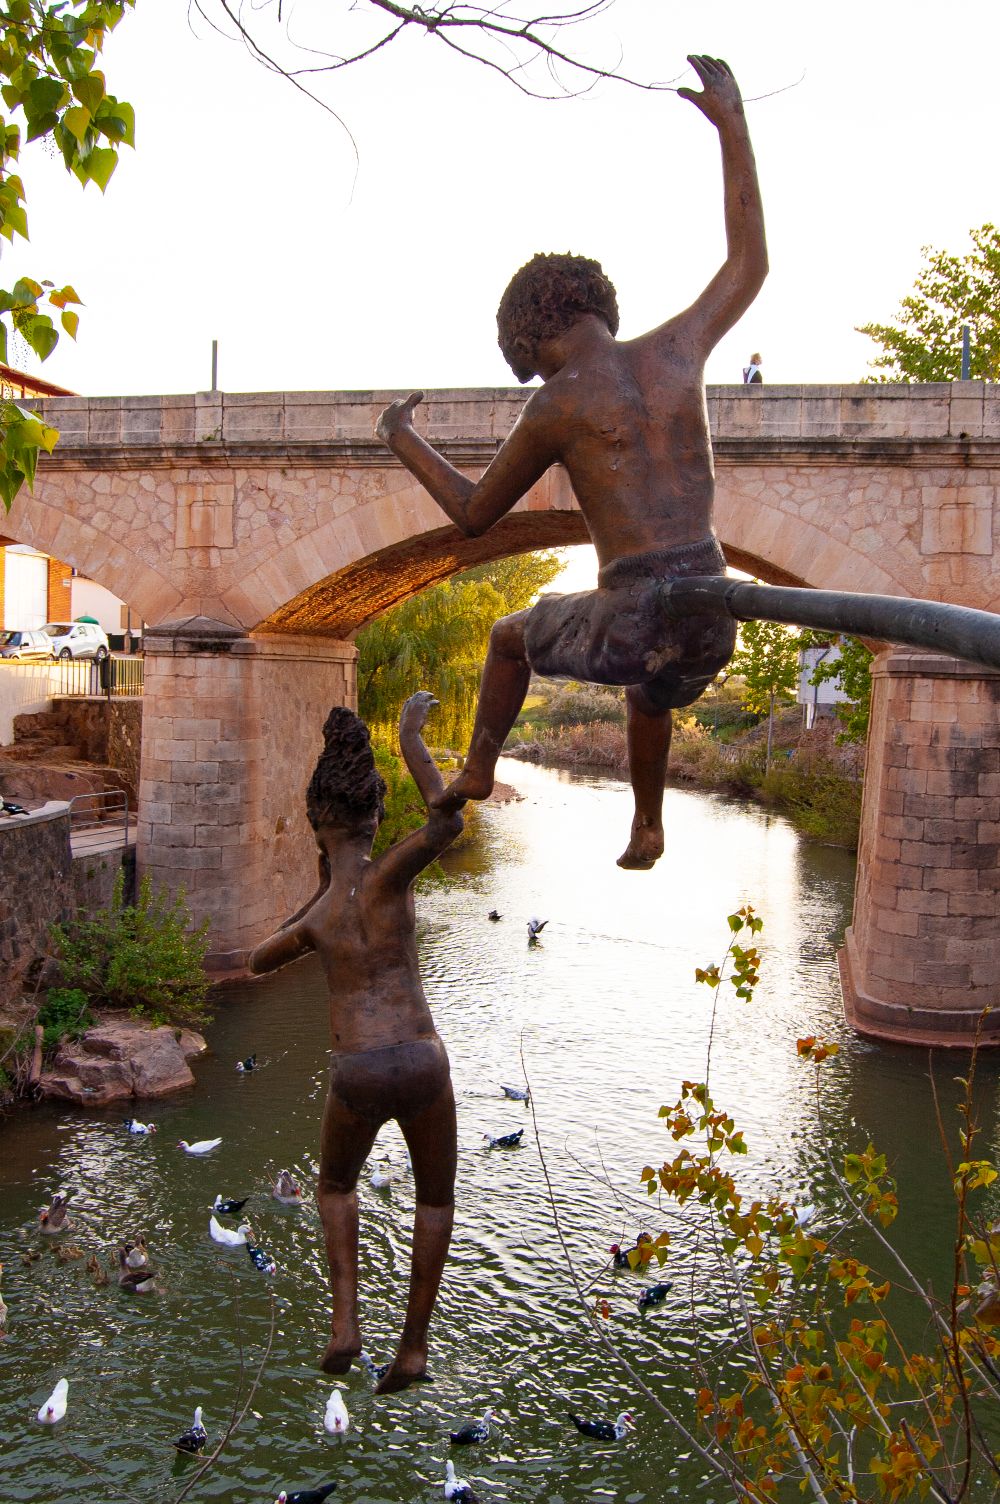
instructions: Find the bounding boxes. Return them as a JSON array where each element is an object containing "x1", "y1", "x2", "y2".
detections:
[
  {"x1": 637, "y1": 1282, "x2": 673, "y2": 1309},
  {"x1": 450, "y1": 1406, "x2": 498, "y2": 1445},
  {"x1": 609, "y1": 1234, "x2": 653, "y2": 1268},
  {"x1": 483, "y1": 1129, "x2": 523, "y2": 1149},
  {"x1": 247, "y1": 1238, "x2": 276, "y2": 1274},
  {"x1": 443, "y1": 1460, "x2": 478, "y2": 1501},
  {"x1": 212, "y1": 1194, "x2": 250, "y2": 1216},
  {"x1": 236, "y1": 1054, "x2": 257, "y2": 1073},
  {"x1": 274, "y1": 1486, "x2": 337, "y2": 1504},
  {"x1": 173, "y1": 1406, "x2": 208, "y2": 1454},
  {"x1": 569, "y1": 1410, "x2": 636, "y2": 1441}
]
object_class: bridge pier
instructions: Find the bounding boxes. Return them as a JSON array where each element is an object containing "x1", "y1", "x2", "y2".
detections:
[
  {"x1": 839, "y1": 649, "x2": 1000, "y2": 1046},
  {"x1": 137, "y1": 618, "x2": 356, "y2": 971}
]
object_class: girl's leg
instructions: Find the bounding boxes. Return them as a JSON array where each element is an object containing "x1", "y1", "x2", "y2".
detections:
[
  {"x1": 376, "y1": 1078, "x2": 458, "y2": 1394},
  {"x1": 317, "y1": 1088, "x2": 379, "y2": 1374},
  {"x1": 617, "y1": 685, "x2": 673, "y2": 870}
]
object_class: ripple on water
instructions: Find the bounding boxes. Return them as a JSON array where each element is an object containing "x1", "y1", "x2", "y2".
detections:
[{"x1": 1, "y1": 761, "x2": 991, "y2": 1502}]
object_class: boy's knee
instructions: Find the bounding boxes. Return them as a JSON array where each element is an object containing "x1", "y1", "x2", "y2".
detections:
[
  {"x1": 318, "y1": 1174, "x2": 357, "y2": 1199},
  {"x1": 490, "y1": 610, "x2": 529, "y2": 658}
]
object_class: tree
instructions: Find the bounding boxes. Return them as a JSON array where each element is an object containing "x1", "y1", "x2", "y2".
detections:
[
  {"x1": 857, "y1": 223, "x2": 1000, "y2": 382},
  {"x1": 357, "y1": 550, "x2": 563, "y2": 749},
  {"x1": 800, "y1": 631, "x2": 873, "y2": 745},
  {"x1": 0, "y1": 1, "x2": 136, "y2": 509},
  {"x1": 728, "y1": 618, "x2": 800, "y2": 766}
]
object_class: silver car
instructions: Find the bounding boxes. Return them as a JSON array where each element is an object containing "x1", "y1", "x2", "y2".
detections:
[
  {"x1": 0, "y1": 628, "x2": 55, "y2": 662},
  {"x1": 43, "y1": 621, "x2": 110, "y2": 660}
]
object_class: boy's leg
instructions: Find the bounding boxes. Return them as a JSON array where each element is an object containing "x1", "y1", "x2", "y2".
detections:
[
  {"x1": 317, "y1": 1089, "x2": 379, "y2": 1374},
  {"x1": 433, "y1": 611, "x2": 531, "y2": 811},
  {"x1": 617, "y1": 685, "x2": 673, "y2": 870},
  {"x1": 376, "y1": 1079, "x2": 458, "y2": 1394}
]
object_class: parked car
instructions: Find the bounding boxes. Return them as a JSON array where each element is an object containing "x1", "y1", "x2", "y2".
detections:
[
  {"x1": 0, "y1": 628, "x2": 54, "y2": 662},
  {"x1": 42, "y1": 621, "x2": 110, "y2": 660}
]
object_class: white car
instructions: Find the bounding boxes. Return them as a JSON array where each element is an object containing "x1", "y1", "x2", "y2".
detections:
[
  {"x1": 43, "y1": 621, "x2": 110, "y2": 660},
  {"x1": 0, "y1": 628, "x2": 54, "y2": 662}
]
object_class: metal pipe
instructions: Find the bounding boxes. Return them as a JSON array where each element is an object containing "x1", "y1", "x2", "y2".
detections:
[
  {"x1": 961, "y1": 323, "x2": 971, "y2": 381},
  {"x1": 658, "y1": 577, "x2": 1000, "y2": 673}
]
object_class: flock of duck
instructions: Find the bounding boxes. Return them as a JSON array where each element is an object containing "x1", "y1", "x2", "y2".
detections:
[{"x1": 10, "y1": 915, "x2": 673, "y2": 1500}]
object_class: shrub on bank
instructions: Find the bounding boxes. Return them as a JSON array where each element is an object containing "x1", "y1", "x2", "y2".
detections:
[{"x1": 48, "y1": 871, "x2": 211, "y2": 1030}]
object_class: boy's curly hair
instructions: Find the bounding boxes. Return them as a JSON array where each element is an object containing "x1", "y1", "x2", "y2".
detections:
[
  {"x1": 496, "y1": 252, "x2": 619, "y2": 362},
  {"x1": 306, "y1": 707, "x2": 386, "y2": 830}
]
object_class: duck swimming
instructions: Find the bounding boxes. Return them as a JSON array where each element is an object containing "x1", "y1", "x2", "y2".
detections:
[
  {"x1": 117, "y1": 1247, "x2": 157, "y2": 1294},
  {"x1": 212, "y1": 1194, "x2": 250, "y2": 1216},
  {"x1": 272, "y1": 1170, "x2": 304, "y2": 1205},
  {"x1": 178, "y1": 1138, "x2": 222, "y2": 1155},
  {"x1": 236, "y1": 1054, "x2": 257, "y2": 1073},
  {"x1": 323, "y1": 1388, "x2": 349, "y2": 1434},
  {"x1": 569, "y1": 1409, "x2": 635, "y2": 1441},
  {"x1": 247, "y1": 1238, "x2": 276, "y2": 1275},
  {"x1": 38, "y1": 1191, "x2": 74, "y2": 1234},
  {"x1": 275, "y1": 1486, "x2": 337, "y2": 1504},
  {"x1": 610, "y1": 1233, "x2": 653, "y2": 1269},
  {"x1": 450, "y1": 1406, "x2": 498, "y2": 1445},
  {"x1": 173, "y1": 1406, "x2": 208, "y2": 1454},
  {"x1": 637, "y1": 1281, "x2": 673, "y2": 1309},
  {"x1": 499, "y1": 1084, "x2": 530, "y2": 1102},
  {"x1": 443, "y1": 1459, "x2": 478, "y2": 1502},
  {"x1": 124, "y1": 1118, "x2": 156, "y2": 1135},
  {"x1": 483, "y1": 1129, "x2": 524, "y2": 1149},
  {"x1": 37, "y1": 1378, "x2": 69, "y2": 1424},
  {"x1": 210, "y1": 1216, "x2": 250, "y2": 1247}
]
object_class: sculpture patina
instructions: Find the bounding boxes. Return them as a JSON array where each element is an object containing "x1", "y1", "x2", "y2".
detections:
[
  {"x1": 377, "y1": 55, "x2": 767, "y2": 870},
  {"x1": 248, "y1": 692, "x2": 462, "y2": 1393}
]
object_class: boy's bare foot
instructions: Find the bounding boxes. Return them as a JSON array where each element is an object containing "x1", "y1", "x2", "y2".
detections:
[
  {"x1": 616, "y1": 817, "x2": 664, "y2": 870},
  {"x1": 374, "y1": 1344, "x2": 431, "y2": 1395},
  {"x1": 320, "y1": 1322, "x2": 362, "y2": 1374}
]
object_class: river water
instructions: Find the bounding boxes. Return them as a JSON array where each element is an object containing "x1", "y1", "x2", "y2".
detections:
[{"x1": 1, "y1": 759, "x2": 996, "y2": 1504}]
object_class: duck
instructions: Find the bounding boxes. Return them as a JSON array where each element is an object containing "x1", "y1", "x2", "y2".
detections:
[
  {"x1": 53, "y1": 1243, "x2": 83, "y2": 1264},
  {"x1": 39, "y1": 1191, "x2": 74, "y2": 1234},
  {"x1": 0, "y1": 1262, "x2": 7, "y2": 1326},
  {"x1": 272, "y1": 1170, "x2": 304, "y2": 1205},
  {"x1": 323, "y1": 1388, "x2": 350, "y2": 1434},
  {"x1": 637, "y1": 1281, "x2": 673, "y2": 1309},
  {"x1": 124, "y1": 1118, "x2": 156, "y2": 1135},
  {"x1": 173, "y1": 1405, "x2": 208, "y2": 1454},
  {"x1": 569, "y1": 1409, "x2": 636, "y2": 1441},
  {"x1": 210, "y1": 1216, "x2": 250, "y2": 1247},
  {"x1": 500, "y1": 1084, "x2": 530, "y2": 1102},
  {"x1": 483, "y1": 1129, "x2": 524, "y2": 1149},
  {"x1": 794, "y1": 1203, "x2": 817, "y2": 1228},
  {"x1": 443, "y1": 1459, "x2": 478, "y2": 1502},
  {"x1": 358, "y1": 1350, "x2": 390, "y2": 1383},
  {"x1": 247, "y1": 1239, "x2": 276, "y2": 1275},
  {"x1": 85, "y1": 1253, "x2": 109, "y2": 1287},
  {"x1": 487, "y1": 910, "x2": 502, "y2": 922},
  {"x1": 212, "y1": 1194, "x2": 250, "y2": 1216},
  {"x1": 121, "y1": 1236, "x2": 149, "y2": 1269},
  {"x1": 21, "y1": 1248, "x2": 41, "y2": 1265},
  {"x1": 527, "y1": 917, "x2": 548, "y2": 944},
  {"x1": 450, "y1": 1406, "x2": 498, "y2": 1445},
  {"x1": 369, "y1": 1157, "x2": 392, "y2": 1190},
  {"x1": 275, "y1": 1486, "x2": 338, "y2": 1504},
  {"x1": 178, "y1": 1138, "x2": 222, "y2": 1155},
  {"x1": 236, "y1": 1054, "x2": 257, "y2": 1073},
  {"x1": 37, "y1": 1378, "x2": 69, "y2": 1424},
  {"x1": 610, "y1": 1233, "x2": 653, "y2": 1269},
  {"x1": 117, "y1": 1248, "x2": 157, "y2": 1294}
]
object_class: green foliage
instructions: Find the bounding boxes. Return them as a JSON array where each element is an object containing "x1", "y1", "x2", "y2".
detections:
[
  {"x1": 357, "y1": 550, "x2": 564, "y2": 748},
  {"x1": 371, "y1": 742, "x2": 430, "y2": 855},
  {"x1": 545, "y1": 681, "x2": 625, "y2": 729},
  {"x1": 0, "y1": 0, "x2": 136, "y2": 509},
  {"x1": 37, "y1": 985, "x2": 92, "y2": 1052},
  {"x1": 729, "y1": 619, "x2": 801, "y2": 718},
  {"x1": 49, "y1": 870, "x2": 211, "y2": 1028},
  {"x1": 858, "y1": 223, "x2": 1000, "y2": 381},
  {"x1": 800, "y1": 632, "x2": 873, "y2": 744},
  {"x1": 757, "y1": 756, "x2": 863, "y2": 847}
]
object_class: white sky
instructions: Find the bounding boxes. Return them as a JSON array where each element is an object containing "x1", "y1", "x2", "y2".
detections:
[{"x1": 13, "y1": 0, "x2": 998, "y2": 402}]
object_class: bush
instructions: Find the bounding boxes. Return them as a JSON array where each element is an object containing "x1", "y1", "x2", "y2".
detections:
[
  {"x1": 37, "y1": 987, "x2": 93, "y2": 1054},
  {"x1": 546, "y1": 682, "x2": 626, "y2": 729},
  {"x1": 49, "y1": 870, "x2": 211, "y2": 1029}
]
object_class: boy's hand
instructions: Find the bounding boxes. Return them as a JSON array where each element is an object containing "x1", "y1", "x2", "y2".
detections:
[
  {"x1": 678, "y1": 55, "x2": 745, "y2": 127},
  {"x1": 376, "y1": 390, "x2": 424, "y2": 445},
  {"x1": 400, "y1": 689, "x2": 439, "y2": 735}
]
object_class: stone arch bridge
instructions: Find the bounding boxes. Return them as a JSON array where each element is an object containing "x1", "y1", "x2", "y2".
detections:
[{"x1": 8, "y1": 382, "x2": 1000, "y2": 1045}]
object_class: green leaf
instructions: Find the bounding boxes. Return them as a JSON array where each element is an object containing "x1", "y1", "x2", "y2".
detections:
[
  {"x1": 60, "y1": 308, "x2": 78, "y2": 338},
  {"x1": 62, "y1": 104, "x2": 91, "y2": 142},
  {"x1": 72, "y1": 72, "x2": 106, "y2": 115},
  {"x1": 24, "y1": 314, "x2": 58, "y2": 361},
  {"x1": 77, "y1": 144, "x2": 117, "y2": 191}
]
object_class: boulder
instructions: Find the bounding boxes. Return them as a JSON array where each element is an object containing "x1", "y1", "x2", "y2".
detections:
[{"x1": 39, "y1": 1016, "x2": 207, "y2": 1106}]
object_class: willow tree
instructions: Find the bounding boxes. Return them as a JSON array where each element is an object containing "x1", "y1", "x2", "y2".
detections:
[{"x1": 358, "y1": 551, "x2": 564, "y2": 750}]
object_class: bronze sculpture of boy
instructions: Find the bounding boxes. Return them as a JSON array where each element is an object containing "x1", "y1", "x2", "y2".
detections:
[
  {"x1": 249, "y1": 692, "x2": 462, "y2": 1393},
  {"x1": 377, "y1": 55, "x2": 767, "y2": 870}
]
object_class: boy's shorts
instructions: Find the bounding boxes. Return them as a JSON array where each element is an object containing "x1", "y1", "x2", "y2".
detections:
[{"x1": 522, "y1": 536, "x2": 736, "y2": 712}]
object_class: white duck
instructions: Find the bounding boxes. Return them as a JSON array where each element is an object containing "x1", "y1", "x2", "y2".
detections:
[
  {"x1": 272, "y1": 1170, "x2": 304, "y2": 1206},
  {"x1": 444, "y1": 1459, "x2": 478, "y2": 1502},
  {"x1": 369, "y1": 1157, "x2": 392, "y2": 1191},
  {"x1": 37, "y1": 1378, "x2": 69, "y2": 1424},
  {"x1": 178, "y1": 1138, "x2": 222, "y2": 1155},
  {"x1": 124, "y1": 1118, "x2": 156, "y2": 1135},
  {"x1": 210, "y1": 1216, "x2": 250, "y2": 1247},
  {"x1": 323, "y1": 1388, "x2": 350, "y2": 1434}
]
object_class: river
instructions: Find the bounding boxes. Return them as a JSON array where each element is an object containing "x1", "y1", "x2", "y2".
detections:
[{"x1": 1, "y1": 759, "x2": 996, "y2": 1503}]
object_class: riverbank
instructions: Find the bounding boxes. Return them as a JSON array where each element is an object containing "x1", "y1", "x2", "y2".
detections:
[{"x1": 505, "y1": 712, "x2": 864, "y2": 848}]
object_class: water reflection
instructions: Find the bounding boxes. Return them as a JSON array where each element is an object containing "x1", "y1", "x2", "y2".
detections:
[{"x1": 0, "y1": 758, "x2": 994, "y2": 1502}]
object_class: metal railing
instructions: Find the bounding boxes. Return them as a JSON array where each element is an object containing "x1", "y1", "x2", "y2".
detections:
[
  {"x1": 55, "y1": 654, "x2": 144, "y2": 699},
  {"x1": 67, "y1": 789, "x2": 132, "y2": 853}
]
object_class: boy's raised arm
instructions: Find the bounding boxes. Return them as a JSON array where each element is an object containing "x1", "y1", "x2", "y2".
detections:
[
  {"x1": 248, "y1": 916, "x2": 316, "y2": 976},
  {"x1": 671, "y1": 55, "x2": 768, "y2": 350},
  {"x1": 376, "y1": 392, "x2": 556, "y2": 539},
  {"x1": 374, "y1": 692, "x2": 464, "y2": 891}
]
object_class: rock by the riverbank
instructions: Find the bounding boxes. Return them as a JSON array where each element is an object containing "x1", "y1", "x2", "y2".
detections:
[{"x1": 39, "y1": 1016, "x2": 208, "y2": 1106}]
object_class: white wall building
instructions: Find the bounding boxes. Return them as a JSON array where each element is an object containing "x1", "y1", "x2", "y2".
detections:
[{"x1": 798, "y1": 643, "x2": 849, "y2": 730}]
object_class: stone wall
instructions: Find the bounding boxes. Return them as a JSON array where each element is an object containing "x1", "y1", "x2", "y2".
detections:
[
  {"x1": 0, "y1": 803, "x2": 75, "y2": 1008},
  {"x1": 137, "y1": 619, "x2": 355, "y2": 967},
  {"x1": 840, "y1": 649, "x2": 1000, "y2": 1045},
  {"x1": 48, "y1": 696, "x2": 143, "y2": 805}
]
